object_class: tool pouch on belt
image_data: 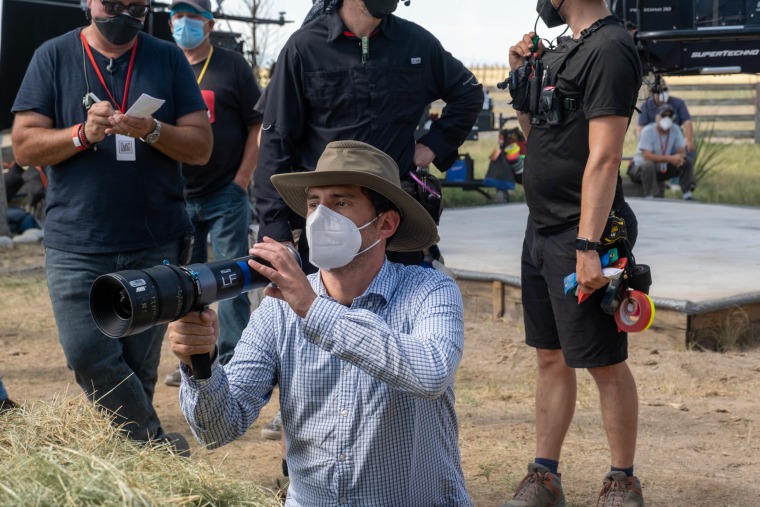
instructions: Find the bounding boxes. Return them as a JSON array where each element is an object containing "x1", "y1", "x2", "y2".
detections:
[
  {"x1": 600, "y1": 211, "x2": 628, "y2": 247},
  {"x1": 403, "y1": 168, "x2": 443, "y2": 225},
  {"x1": 600, "y1": 210, "x2": 652, "y2": 295}
]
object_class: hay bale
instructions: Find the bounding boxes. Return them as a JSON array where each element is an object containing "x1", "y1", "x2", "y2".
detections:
[{"x1": 0, "y1": 394, "x2": 280, "y2": 506}]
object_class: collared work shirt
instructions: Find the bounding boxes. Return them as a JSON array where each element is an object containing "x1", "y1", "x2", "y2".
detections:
[
  {"x1": 179, "y1": 260, "x2": 471, "y2": 506},
  {"x1": 253, "y1": 10, "x2": 483, "y2": 241}
]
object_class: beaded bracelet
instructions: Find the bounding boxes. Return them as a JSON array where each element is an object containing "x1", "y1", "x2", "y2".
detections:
[{"x1": 72, "y1": 123, "x2": 92, "y2": 151}]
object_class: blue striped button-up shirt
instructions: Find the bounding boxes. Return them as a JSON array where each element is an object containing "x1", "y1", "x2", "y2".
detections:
[{"x1": 179, "y1": 259, "x2": 472, "y2": 506}]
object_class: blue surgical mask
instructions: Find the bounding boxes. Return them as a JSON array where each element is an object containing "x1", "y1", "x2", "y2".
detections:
[{"x1": 172, "y1": 16, "x2": 207, "y2": 49}]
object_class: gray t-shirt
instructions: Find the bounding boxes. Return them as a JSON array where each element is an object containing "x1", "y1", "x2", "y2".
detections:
[{"x1": 634, "y1": 122, "x2": 685, "y2": 169}]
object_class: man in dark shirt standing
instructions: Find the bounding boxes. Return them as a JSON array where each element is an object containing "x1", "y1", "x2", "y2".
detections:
[
  {"x1": 254, "y1": 0, "x2": 483, "y2": 270},
  {"x1": 11, "y1": 0, "x2": 211, "y2": 445},
  {"x1": 501, "y1": 1, "x2": 644, "y2": 506},
  {"x1": 164, "y1": 0, "x2": 262, "y2": 387}
]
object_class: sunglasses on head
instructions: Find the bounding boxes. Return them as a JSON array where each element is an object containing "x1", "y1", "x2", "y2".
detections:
[{"x1": 100, "y1": 0, "x2": 150, "y2": 17}]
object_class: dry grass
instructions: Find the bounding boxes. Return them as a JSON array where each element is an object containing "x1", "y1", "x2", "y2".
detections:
[{"x1": 0, "y1": 394, "x2": 280, "y2": 507}]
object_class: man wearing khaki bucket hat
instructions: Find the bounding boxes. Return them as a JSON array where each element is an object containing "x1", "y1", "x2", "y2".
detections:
[{"x1": 168, "y1": 140, "x2": 472, "y2": 506}]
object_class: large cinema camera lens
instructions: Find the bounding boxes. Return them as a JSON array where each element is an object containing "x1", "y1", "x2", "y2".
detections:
[{"x1": 90, "y1": 246, "x2": 301, "y2": 339}]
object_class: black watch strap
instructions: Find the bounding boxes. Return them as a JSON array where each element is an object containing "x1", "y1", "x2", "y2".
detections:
[{"x1": 575, "y1": 237, "x2": 600, "y2": 251}]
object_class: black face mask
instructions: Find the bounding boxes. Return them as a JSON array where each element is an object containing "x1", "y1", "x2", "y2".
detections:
[
  {"x1": 94, "y1": 14, "x2": 144, "y2": 45},
  {"x1": 536, "y1": 0, "x2": 566, "y2": 28},
  {"x1": 364, "y1": 0, "x2": 397, "y2": 19}
]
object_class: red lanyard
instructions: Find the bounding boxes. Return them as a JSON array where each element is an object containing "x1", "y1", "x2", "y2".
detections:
[
  {"x1": 80, "y1": 30, "x2": 138, "y2": 113},
  {"x1": 658, "y1": 130, "x2": 670, "y2": 155},
  {"x1": 342, "y1": 28, "x2": 381, "y2": 38}
]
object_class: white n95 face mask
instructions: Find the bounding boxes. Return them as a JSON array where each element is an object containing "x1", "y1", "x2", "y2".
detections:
[
  {"x1": 659, "y1": 117, "x2": 673, "y2": 131},
  {"x1": 306, "y1": 205, "x2": 380, "y2": 270}
]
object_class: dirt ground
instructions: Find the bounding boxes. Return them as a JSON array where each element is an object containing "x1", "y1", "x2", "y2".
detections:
[{"x1": 2, "y1": 242, "x2": 759, "y2": 506}]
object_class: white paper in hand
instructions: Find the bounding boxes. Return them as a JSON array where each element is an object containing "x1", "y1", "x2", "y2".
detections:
[{"x1": 125, "y1": 93, "x2": 165, "y2": 119}]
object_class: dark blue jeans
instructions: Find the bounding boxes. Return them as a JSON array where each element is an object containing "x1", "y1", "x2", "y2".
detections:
[
  {"x1": 0, "y1": 375, "x2": 8, "y2": 400},
  {"x1": 46, "y1": 240, "x2": 183, "y2": 441},
  {"x1": 185, "y1": 181, "x2": 251, "y2": 364}
]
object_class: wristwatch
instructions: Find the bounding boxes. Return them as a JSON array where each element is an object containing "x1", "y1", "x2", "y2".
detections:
[
  {"x1": 575, "y1": 237, "x2": 600, "y2": 252},
  {"x1": 141, "y1": 119, "x2": 161, "y2": 145}
]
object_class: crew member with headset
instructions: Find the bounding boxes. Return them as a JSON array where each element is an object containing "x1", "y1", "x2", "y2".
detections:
[
  {"x1": 253, "y1": 0, "x2": 484, "y2": 272},
  {"x1": 500, "y1": 1, "x2": 645, "y2": 506}
]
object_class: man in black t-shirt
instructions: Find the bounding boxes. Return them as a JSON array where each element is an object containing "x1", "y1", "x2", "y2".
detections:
[
  {"x1": 501, "y1": 1, "x2": 644, "y2": 507},
  {"x1": 11, "y1": 0, "x2": 211, "y2": 446},
  {"x1": 164, "y1": 0, "x2": 263, "y2": 387}
]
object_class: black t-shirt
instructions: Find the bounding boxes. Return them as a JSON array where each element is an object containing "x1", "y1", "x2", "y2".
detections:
[
  {"x1": 182, "y1": 46, "x2": 262, "y2": 198},
  {"x1": 12, "y1": 29, "x2": 206, "y2": 253},
  {"x1": 523, "y1": 17, "x2": 642, "y2": 233}
]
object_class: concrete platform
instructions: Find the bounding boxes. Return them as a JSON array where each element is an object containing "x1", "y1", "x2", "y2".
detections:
[{"x1": 438, "y1": 199, "x2": 760, "y2": 349}]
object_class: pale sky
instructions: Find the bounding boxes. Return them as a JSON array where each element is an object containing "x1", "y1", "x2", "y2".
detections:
[{"x1": 217, "y1": 0, "x2": 570, "y2": 66}]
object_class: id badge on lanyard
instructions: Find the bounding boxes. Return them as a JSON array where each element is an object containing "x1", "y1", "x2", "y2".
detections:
[
  {"x1": 80, "y1": 30, "x2": 138, "y2": 162},
  {"x1": 115, "y1": 134, "x2": 136, "y2": 161}
]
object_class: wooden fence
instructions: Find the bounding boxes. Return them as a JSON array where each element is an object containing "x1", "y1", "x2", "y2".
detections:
[
  {"x1": 468, "y1": 65, "x2": 511, "y2": 89},
  {"x1": 666, "y1": 83, "x2": 760, "y2": 144}
]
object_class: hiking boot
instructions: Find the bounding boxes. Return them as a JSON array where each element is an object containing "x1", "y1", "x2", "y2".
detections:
[
  {"x1": 596, "y1": 471, "x2": 644, "y2": 507},
  {"x1": 501, "y1": 463, "x2": 566, "y2": 507},
  {"x1": 164, "y1": 368, "x2": 181, "y2": 387},
  {"x1": 261, "y1": 410, "x2": 282, "y2": 440}
]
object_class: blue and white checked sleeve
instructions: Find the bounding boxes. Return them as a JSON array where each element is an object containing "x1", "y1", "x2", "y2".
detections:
[{"x1": 301, "y1": 268, "x2": 465, "y2": 399}]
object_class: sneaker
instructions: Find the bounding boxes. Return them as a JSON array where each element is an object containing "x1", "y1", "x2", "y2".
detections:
[
  {"x1": 596, "y1": 471, "x2": 644, "y2": 507},
  {"x1": 682, "y1": 191, "x2": 694, "y2": 201},
  {"x1": 0, "y1": 398, "x2": 18, "y2": 414},
  {"x1": 164, "y1": 367, "x2": 181, "y2": 387},
  {"x1": 501, "y1": 463, "x2": 566, "y2": 507},
  {"x1": 261, "y1": 410, "x2": 282, "y2": 440}
]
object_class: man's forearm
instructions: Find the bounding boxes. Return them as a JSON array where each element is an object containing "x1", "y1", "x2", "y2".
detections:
[
  {"x1": 579, "y1": 116, "x2": 628, "y2": 241},
  {"x1": 233, "y1": 123, "x2": 262, "y2": 189},
  {"x1": 642, "y1": 151, "x2": 672, "y2": 164},
  {"x1": 421, "y1": 72, "x2": 483, "y2": 168},
  {"x1": 434, "y1": 85, "x2": 482, "y2": 144},
  {"x1": 578, "y1": 160, "x2": 619, "y2": 241},
  {"x1": 152, "y1": 122, "x2": 212, "y2": 165},
  {"x1": 12, "y1": 126, "x2": 82, "y2": 167}
]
